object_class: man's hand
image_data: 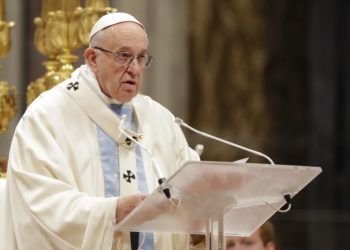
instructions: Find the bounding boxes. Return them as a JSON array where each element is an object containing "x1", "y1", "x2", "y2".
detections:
[{"x1": 115, "y1": 194, "x2": 147, "y2": 223}]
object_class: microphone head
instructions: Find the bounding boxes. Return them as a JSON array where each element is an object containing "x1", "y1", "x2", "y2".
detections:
[{"x1": 174, "y1": 117, "x2": 183, "y2": 126}]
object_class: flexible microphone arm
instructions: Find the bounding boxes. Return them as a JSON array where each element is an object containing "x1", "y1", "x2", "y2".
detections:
[
  {"x1": 118, "y1": 115, "x2": 171, "y2": 198},
  {"x1": 174, "y1": 117, "x2": 275, "y2": 165},
  {"x1": 119, "y1": 115, "x2": 166, "y2": 184}
]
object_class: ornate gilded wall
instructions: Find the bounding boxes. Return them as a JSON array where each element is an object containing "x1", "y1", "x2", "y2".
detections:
[
  {"x1": 188, "y1": 0, "x2": 270, "y2": 162},
  {"x1": 189, "y1": 0, "x2": 350, "y2": 250}
]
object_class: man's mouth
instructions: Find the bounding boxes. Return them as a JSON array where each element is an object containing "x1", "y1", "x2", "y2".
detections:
[{"x1": 123, "y1": 80, "x2": 136, "y2": 85}]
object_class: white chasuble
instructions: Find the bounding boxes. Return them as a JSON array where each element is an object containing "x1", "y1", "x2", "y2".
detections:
[{"x1": 4, "y1": 65, "x2": 199, "y2": 250}]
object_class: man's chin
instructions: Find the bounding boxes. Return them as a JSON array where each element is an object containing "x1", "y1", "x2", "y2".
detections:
[{"x1": 114, "y1": 92, "x2": 137, "y2": 103}]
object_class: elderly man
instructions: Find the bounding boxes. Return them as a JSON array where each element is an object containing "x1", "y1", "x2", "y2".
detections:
[{"x1": 4, "y1": 12, "x2": 198, "y2": 250}]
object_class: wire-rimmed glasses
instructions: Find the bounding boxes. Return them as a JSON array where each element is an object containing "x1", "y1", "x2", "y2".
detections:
[{"x1": 93, "y1": 46, "x2": 154, "y2": 68}]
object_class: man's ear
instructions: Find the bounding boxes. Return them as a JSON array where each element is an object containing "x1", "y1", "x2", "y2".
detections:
[
  {"x1": 265, "y1": 241, "x2": 276, "y2": 250},
  {"x1": 84, "y1": 48, "x2": 97, "y2": 71}
]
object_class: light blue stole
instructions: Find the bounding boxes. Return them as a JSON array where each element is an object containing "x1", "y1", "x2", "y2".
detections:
[{"x1": 97, "y1": 103, "x2": 154, "y2": 249}]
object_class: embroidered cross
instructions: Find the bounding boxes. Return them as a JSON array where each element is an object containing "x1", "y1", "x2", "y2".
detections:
[
  {"x1": 125, "y1": 136, "x2": 138, "y2": 146},
  {"x1": 123, "y1": 170, "x2": 136, "y2": 183},
  {"x1": 67, "y1": 81, "x2": 79, "y2": 91}
]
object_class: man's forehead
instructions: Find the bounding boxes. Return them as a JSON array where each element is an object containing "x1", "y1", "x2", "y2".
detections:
[
  {"x1": 108, "y1": 22, "x2": 146, "y2": 33},
  {"x1": 106, "y1": 23, "x2": 148, "y2": 42},
  {"x1": 105, "y1": 24, "x2": 149, "y2": 51}
]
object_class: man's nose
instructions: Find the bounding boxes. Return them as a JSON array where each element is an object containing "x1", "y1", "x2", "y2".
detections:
[{"x1": 126, "y1": 58, "x2": 142, "y2": 74}]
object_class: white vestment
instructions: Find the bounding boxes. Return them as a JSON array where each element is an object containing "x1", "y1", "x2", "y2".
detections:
[{"x1": 4, "y1": 65, "x2": 198, "y2": 250}]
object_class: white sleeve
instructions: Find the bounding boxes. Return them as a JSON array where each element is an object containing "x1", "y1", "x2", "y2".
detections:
[{"x1": 7, "y1": 105, "x2": 117, "y2": 250}]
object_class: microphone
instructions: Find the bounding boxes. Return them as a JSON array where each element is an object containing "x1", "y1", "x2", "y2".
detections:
[
  {"x1": 119, "y1": 115, "x2": 171, "y2": 198},
  {"x1": 194, "y1": 144, "x2": 204, "y2": 156},
  {"x1": 174, "y1": 117, "x2": 275, "y2": 165}
]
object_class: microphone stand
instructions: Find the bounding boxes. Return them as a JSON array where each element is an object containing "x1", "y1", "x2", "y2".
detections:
[
  {"x1": 119, "y1": 116, "x2": 171, "y2": 198},
  {"x1": 174, "y1": 117, "x2": 275, "y2": 165}
]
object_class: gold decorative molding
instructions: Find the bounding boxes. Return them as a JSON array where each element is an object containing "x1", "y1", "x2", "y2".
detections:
[
  {"x1": 0, "y1": 0, "x2": 15, "y2": 59},
  {"x1": 27, "y1": 0, "x2": 117, "y2": 105},
  {"x1": 0, "y1": 156, "x2": 6, "y2": 178},
  {"x1": 26, "y1": 60, "x2": 61, "y2": 105},
  {"x1": 27, "y1": 0, "x2": 82, "y2": 106},
  {"x1": 0, "y1": 0, "x2": 16, "y2": 134},
  {"x1": 0, "y1": 81, "x2": 17, "y2": 133},
  {"x1": 0, "y1": 20, "x2": 15, "y2": 58},
  {"x1": 78, "y1": 0, "x2": 117, "y2": 45}
]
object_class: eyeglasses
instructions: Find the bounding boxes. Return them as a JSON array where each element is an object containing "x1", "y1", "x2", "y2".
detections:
[{"x1": 93, "y1": 46, "x2": 154, "y2": 68}]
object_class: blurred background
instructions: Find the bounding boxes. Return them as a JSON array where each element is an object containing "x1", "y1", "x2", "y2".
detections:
[{"x1": 0, "y1": 0, "x2": 349, "y2": 249}]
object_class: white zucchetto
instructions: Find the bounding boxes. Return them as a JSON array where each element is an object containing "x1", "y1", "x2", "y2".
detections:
[{"x1": 89, "y1": 12, "x2": 144, "y2": 42}]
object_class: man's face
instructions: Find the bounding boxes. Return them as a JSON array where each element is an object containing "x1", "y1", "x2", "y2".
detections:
[
  {"x1": 87, "y1": 22, "x2": 149, "y2": 103},
  {"x1": 226, "y1": 229, "x2": 273, "y2": 250}
]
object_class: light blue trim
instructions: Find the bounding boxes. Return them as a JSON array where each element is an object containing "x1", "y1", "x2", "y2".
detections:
[{"x1": 97, "y1": 103, "x2": 154, "y2": 249}]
